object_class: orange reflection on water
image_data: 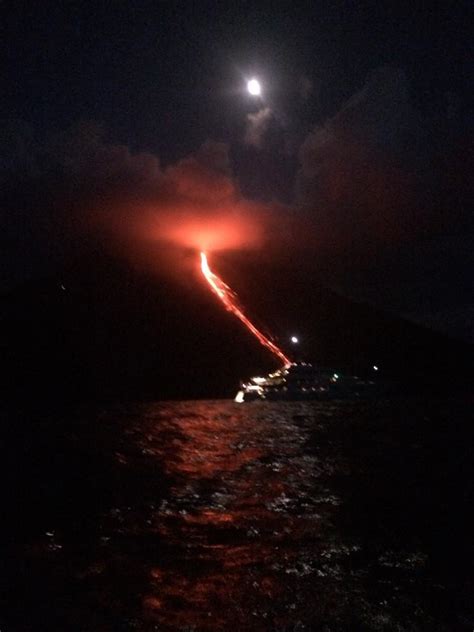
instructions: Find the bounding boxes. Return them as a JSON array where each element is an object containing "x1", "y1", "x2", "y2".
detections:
[
  {"x1": 138, "y1": 404, "x2": 266, "y2": 479},
  {"x1": 136, "y1": 401, "x2": 326, "y2": 629},
  {"x1": 144, "y1": 566, "x2": 284, "y2": 630}
]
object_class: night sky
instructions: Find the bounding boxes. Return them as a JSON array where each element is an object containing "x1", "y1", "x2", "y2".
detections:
[{"x1": 1, "y1": 1, "x2": 473, "y2": 341}]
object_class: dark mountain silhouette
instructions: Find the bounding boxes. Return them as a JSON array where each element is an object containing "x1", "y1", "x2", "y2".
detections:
[{"x1": 2, "y1": 249, "x2": 472, "y2": 405}]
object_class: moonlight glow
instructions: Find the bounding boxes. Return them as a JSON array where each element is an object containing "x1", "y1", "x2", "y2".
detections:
[{"x1": 247, "y1": 78, "x2": 261, "y2": 96}]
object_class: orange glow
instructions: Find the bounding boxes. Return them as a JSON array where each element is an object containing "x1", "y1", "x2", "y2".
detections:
[
  {"x1": 155, "y1": 211, "x2": 263, "y2": 252},
  {"x1": 200, "y1": 252, "x2": 291, "y2": 366}
]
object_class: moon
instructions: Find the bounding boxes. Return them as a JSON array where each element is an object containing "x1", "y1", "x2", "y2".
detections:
[{"x1": 247, "y1": 78, "x2": 261, "y2": 96}]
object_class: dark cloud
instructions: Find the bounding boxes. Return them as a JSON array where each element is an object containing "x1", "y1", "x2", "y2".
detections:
[
  {"x1": 298, "y1": 68, "x2": 428, "y2": 247},
  {"x1": 298, "y1": 66, "x2": 473, "y2": 241},
  {"x1": 299, "y1": 76, "x2": 313, "y2": 102},
  {"x1": 295, "y1": 66, "x2": 473, "y2": 340}
]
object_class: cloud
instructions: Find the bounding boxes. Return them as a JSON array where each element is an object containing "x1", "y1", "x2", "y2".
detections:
[
  {"x1": 244, "y1": 107, "x2": 273, "y2": 148},
  {"x1": 142, "y1": 144, "x2": 267, "y2": 252},
  {"x1": 295, "y1": 66, "x2": 473, "y2": 338},
  {"x1": 0, "y1": 122, "x2": 278, "y2": 288},
  {"x1": 296, "y1": 66, "x2": 471, "y2": 253}
]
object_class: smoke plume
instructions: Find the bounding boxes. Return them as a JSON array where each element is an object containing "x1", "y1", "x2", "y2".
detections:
[
  {"x1": 244, "y1": 107, "x2": 273, "y2": 148},
  {"x1": 0, "y1": 123, "x2": 276, "y2": 288}
]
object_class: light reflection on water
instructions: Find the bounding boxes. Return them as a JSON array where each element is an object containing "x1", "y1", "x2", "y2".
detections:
[
  {"x1": 11, "y1": 399, "x2": 448, "y2": 631},
  {"x1": 126, "y1": 401, "x2": 347, "y2": 629}
]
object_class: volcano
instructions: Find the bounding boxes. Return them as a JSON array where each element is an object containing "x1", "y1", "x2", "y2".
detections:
[{"x1": 1, "y1": 249, "x2": 472, "y2": 404}]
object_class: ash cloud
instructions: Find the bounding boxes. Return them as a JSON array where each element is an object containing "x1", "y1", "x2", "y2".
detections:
[
  {"x1": 297, "y1": 67, "x2": 429, "y2": 249},
  {"x1": 0, "y1": 122, "x2": 275, "y2": 289},
  {"x1": 295, "y1": 66, "x2": 473, "y2": 339},
  {"x1": 297, "y1": 67, "x2": 472, "y2": 247}
]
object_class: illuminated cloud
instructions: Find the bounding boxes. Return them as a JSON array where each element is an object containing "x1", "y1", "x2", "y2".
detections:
[
  {"x1": 244, "y1": 107, "x2": 273, "y2": 148},
  {"x1": 0, "y1": 124, "x2": 275, "y2": 287}
]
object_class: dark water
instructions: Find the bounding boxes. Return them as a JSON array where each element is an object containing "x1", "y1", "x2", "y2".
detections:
[{"x1": 1, "y1": 399, "x2": 473, "y2": 631}]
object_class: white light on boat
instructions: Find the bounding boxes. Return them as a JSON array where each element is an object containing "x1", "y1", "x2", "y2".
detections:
[
  {"x1": 373, "y1": 365, "x2": 379, "y2": 371},
  {"x1": 291, "y1": 336, "x2": 299, "y2": 343},
  {"x1": 333, "y1": 373, "x2": 339, "y2": 379},
  {"x1": 234, "y1": 390, "x2": 245, "y2": 403}
]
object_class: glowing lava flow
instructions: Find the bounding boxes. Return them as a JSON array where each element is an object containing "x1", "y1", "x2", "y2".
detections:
[{"x1": 200, "y1": 252, "x2": 291, "y2": 366}]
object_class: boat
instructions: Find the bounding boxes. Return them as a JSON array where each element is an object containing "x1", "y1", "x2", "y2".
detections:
[{"x1": 234, "y1": 362, "x2": 378, "y2": 402}]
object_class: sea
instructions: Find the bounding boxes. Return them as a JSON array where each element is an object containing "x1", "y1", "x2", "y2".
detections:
[{"x1": 1, "y1": 398, "x2": 473, "y2": 631}]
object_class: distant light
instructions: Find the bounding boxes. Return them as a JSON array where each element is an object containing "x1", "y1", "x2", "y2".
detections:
[
  {"x1": 333, "y1": 373, "x2": 339, "y2": 379},
  {"x1": 373, "y1": 365, "x2": 379, "y2": 371},
  {"x1": 247, "y1": 78, "x2": 261, "y2": 96},
  {"x1": 290, "y1": 336, "x2": 299, "y2": 344}
]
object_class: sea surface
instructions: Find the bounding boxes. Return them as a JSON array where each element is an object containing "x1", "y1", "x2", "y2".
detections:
[{"x1": 1, "y1": 399, "x2": 473, "y2": 631}]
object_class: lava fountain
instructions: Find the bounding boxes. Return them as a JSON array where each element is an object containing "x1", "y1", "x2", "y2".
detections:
[{"x1": 200, "y1": 252, "x2": 291, "y2": 366}]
